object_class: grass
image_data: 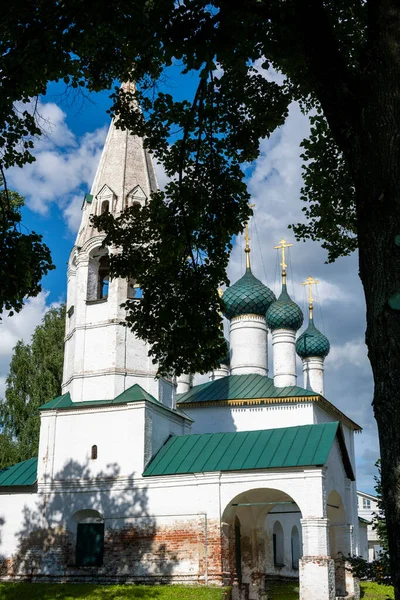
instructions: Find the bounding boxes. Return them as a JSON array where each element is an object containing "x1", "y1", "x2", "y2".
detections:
[
  {"x1": 360, "y1": 581, "x2": 394, "y2": 599},
  {"x1": 267, "y1": 581, "x2": 299, "y2": 600},
  {"x1": 0, "y1": 583, "x2": 228, "y2": 600}
]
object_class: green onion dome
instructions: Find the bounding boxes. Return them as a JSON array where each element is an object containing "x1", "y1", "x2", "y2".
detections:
[
  {"x1": 296, "y1": 317, "x2": 330, "y2": 359},
  {"x1": 266, "y1": 284, "x2": 304, "y2": 332},
  {"x1": 222, "y1": 267, "x2": 276, "y2": 320}
]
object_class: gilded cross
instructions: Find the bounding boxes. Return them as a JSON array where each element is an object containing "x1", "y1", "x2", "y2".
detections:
[
  {"x1": 302, "y1": 276, "x2": 319, "y2": 318},
  {"x1": 244, "y1": 203, "x2": 255, "y2": 269},
  {"x1": 274, "y1": 238, "x2": 293, "y2": 283}
]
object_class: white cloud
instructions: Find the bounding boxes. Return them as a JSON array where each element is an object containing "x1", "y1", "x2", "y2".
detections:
[
  {"x1": 0, "y1": 292, "x2": 55, "y2": 398},
  {"x1": 7, "y1": 102, "x2": 108, "y2": 233}
]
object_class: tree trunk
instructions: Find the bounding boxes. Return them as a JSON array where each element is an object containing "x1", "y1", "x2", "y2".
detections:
[{"x1": 354, "y1": 121, "x2": 400, "y2": 597}]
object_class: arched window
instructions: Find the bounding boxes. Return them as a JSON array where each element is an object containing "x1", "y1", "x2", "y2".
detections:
[
  {"x1": 273, "y1": 520, "x2": 284, "y2": 566},
  {"x1": 291, "y1": 525, "x2": 300, "y2": 570},
  {"x1": 98, "y1": 256, "x2": 110, "y2": 299},
  {"x1": 73, "y1": 510, "x2": 104, "y2": 567},
  {"x1": 101, "y1": 200, "x2": 109, "y2": 214},
  {"x1": 87, "y1": 248, "x2": 110, "y2": 302},
  {"x1": 91, "y1": 445, "x2": 98, "y2": 460}
]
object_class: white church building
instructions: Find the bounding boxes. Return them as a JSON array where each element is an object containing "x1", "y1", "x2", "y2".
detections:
[{"x1": 0, "y1": 105, "x2": 363, "y2": 600}]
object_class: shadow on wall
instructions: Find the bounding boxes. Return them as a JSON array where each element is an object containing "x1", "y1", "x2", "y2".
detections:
[{"x1": 2, "y1": 460, "x2": 178, "y2": 583}]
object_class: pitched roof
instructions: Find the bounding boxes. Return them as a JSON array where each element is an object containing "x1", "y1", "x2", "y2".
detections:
[
  {"x1": 0, "y1": 457, "x2": 38, "y2": 487},
  {"x1": 143, "y1": 422, "x2": 355, "y2": 480},
  {"x1": 176, "y1": 373, "x2": 317, "y2": 404},
  {"x1": 39, "y1": 385, "x2": 191, "y2": 421},
  {"x1": 176, "y1": 374, "x2": 361, "y2": 432}
]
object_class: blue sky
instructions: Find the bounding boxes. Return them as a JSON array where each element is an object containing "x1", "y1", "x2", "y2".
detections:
[{"x1": 0, "y1": 68, "x2": 379, "y2": 494}]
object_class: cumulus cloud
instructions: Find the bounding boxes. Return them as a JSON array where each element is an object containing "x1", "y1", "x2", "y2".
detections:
[{"x1": 7, "y1": 101, "x2": 108, "y2": 233}]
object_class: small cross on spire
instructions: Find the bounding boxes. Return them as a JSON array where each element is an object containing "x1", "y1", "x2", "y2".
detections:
[
  {"x1": 244, "y1": 203, "x2": 255, "y2": 269},
  {"x1": 302, "y1": 276, "x2": 319, "y2": 319},
  {"x1": 274, "y1": 238, "x2": 293, "y2": 284}
]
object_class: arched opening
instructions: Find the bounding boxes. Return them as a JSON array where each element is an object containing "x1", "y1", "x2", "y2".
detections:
[
  {"x1": 87, "y1": 248, "x2": 110, "y2": 302},
  {"x1": 98, "y1": 255, "x2": 110, "y2": 299},
  {"x1": 72, "y1": 509, "x2": 104, "y2": 567},
  {"x1": 222, "y1": 487, "x2": 302, "y2": 597},
  {"x1": 291, "y1": 525, "x2": 300, "y2": 570},
  {"x1": 273, "y1": 521, "x2": 284, "y2": 566},
  {"x1": 100, "y1": 200, "x2": 109, "y2": 214},
  {"x1": 127, "y1": 279, "x2": 143, "y2": 299},
  {"x1": 91, "y1": 445, "x2": 98, "y2": 460}
]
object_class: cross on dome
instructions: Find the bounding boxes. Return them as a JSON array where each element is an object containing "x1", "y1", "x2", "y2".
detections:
[
  {"x1": 273, "y1": 238, "x2": 293, "y2": 284},
  {"x1": 244, "y1": 203, "x2": 255, "y2": 269},
  {"x1": 302, "y1": 276, "x2": 319, "y2": 319}
]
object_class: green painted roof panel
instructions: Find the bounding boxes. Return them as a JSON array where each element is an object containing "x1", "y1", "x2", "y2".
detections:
[
  {"x1": 176, "y1": 373, "x2": 316, "y2": 405},
  {"x1": 143, "y1": 422, "x2": 353, "y2": 479},
  {"x1": 0, "y1": 457, "x2": 38, "y2": 487}
]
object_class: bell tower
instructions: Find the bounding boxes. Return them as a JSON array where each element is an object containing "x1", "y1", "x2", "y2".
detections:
[{"x1": 62, "y1": 87, "x2": 172, "y2": 404}]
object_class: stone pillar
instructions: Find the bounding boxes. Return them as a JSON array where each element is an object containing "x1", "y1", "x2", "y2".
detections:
[
  {"x1": 302, "y1": 356, "x2": 325, "y2": 396},
  {"x1": 230, "y1": 315, "x2": 268, "y2": 376},
  {"x1": 271, "y1": 329, "x2": 297, "y2": 387},
  {"x1": 209, "y1": 364, "x2": 230, "y2": 380},
  {"x1": 300, "y1": 518, "x2": 335, "y2": 600},
  {"x1": 176, "y1": 373, "x2": 191, "y2": 394},
  {"x1": 332, "y1": 524, "x2": 360, "y2": 599}
]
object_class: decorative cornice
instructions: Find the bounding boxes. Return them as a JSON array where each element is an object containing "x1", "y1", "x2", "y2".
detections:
[{"x1": 183, "y1": 395, "x2": 362, "y2": 431}]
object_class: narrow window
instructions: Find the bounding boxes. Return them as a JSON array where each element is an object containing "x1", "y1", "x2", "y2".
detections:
[
  {"x1": 76, "y1": 522, "x2": 104, "y2": 566},
  {"x1": 234, "y1": 516, "x2": 242, "y2": 585},
  {"x1": 101, "y1": 200, "x2": 109, "y2": 214},
  {"x1": 98, "y1": 256, "x2": 110, "y2": 299},
  {"x1": 91, "y1": 445, "x2": 98, "y2": 460}
]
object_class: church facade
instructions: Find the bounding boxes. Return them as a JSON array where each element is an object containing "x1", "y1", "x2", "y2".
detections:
[{"x1": 0, "y1": 102, "x2": 362, "y2": 600}]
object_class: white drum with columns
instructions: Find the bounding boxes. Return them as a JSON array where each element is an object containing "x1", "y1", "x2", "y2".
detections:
[
  {"x1": 271, "y1": 329, "x2": 297, "y2": 387},
  {"x1": 229, "y1": 314, "x2": 268, "y2": 376},
  {"x1": 302, "y1": 356, "x2": 325, "y2": 396}
]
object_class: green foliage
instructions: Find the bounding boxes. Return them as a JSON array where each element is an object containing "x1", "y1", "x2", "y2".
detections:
[
  {"x1": 373, "y1": 459, "x2": 389, "y2": 553},
  {"x1": 0, "y1": 305, "x2": 66, "y2": 467},
  {"x1": 360, "y1": 582, "x2": 394, "y2": 599},
  {"x1": 0, "y1": 583, "x2": 228, "y2": 599},
  {"x1": 0, "y1": 177, "x2": 54, "y2": 319}
]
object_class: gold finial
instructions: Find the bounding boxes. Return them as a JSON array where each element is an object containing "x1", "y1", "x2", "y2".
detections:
[
  {"x1": 217, "y1": 287, "x2": 223, "y2": 298},
  {"x1": 244, "y1": 204, "x2": 255, "y2": 269},
  {"x1": 302, "y1": 276, "x2": 319, "y2": 319},
  {"x1": 274, "y1": 238, "x2": 293, "y2": 284}
]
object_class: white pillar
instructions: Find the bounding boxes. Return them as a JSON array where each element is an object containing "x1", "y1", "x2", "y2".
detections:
[
  {"x1": 271, "y1": 329, "x2": 297, "y2": 387},
  {"x1": 176, "y1": 373, "x2": 191, "y2": 395},
  {"x1": 302, "y1": 356, "x2": 325, "y2": 395},
  {"x1": 209, "y1": 364, "x2": 230, "y2": 380},
  {"x1": 229, "y1": 315, "x2": 267, "y2": 376},
  {"x1": 300, "y1": 518, "x2": 335, "y2": 600}
]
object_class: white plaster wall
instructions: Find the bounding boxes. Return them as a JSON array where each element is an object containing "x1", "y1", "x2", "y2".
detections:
[
  {"x1": 186, "y1": 403, "x2": 316, "y2": 434},
  {"x1": 0, "y1": 491, "x2": 38, "y2": 557},
  {"x1": 230, "y1": 316, "x2": 268, "y2": 376},
  {"x1": 302, "y1": 357, "x2": 324, "y2": 396},
  {"x1": 265, "y1": 506, "x2": 302, "y2": 577},
  {"x1": 358, "y1": 523, "x2": 369, "y2": 560}
]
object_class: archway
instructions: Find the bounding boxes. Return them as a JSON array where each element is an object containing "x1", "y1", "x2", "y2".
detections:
[
  {"x1": 70, "y1": 509, "x2": 104, "y2": 567},
  {"x1": 291, "y1": 525, "x2": 300, "y2": 570},
  {"x1": 222, "y1": 487, "x2": 302, "y2": 599}
]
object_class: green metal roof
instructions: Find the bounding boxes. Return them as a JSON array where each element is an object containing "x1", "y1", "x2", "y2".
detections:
[
  {"x1": 143, "y1": 422, "x2": 354, "y2": 479},
  {"x1": 0, "y1": 457, "x2": 38, "y2": 487},
  {"x1": 266, "y1": 284, "x2": 304, "y2": 331},
  {"x1": 176, "y1": 373, "x2": 317, "y2": 405},
  {"x1": 223, "y1": 267, "x2": 276, "y2": 319},
  {"x1": 40, "y1": 385, "x2": 191, "y2": 421}
]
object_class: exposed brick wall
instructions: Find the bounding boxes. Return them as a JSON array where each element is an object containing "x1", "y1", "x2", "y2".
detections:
[{"x1": 0, "y1": 517, "x2": 227, "y2": 585}]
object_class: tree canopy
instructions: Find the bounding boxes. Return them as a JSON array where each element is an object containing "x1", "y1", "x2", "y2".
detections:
[
  {"x1": 3, "y1": 1, "x2": 400, "y2": 593},
  {"x1": 0, "y1": 305, "x2": 65, "y2": 468},
  {"x1": 0, "y1": 176, "x2": 54, "y2": 319}
]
